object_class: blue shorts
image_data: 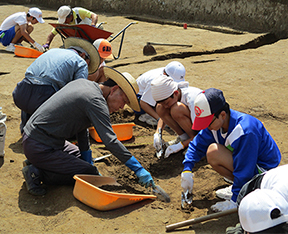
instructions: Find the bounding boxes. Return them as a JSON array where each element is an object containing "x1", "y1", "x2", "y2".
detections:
[{"x1": 0, "y1": 26, "x2": 16, "y2": 46}]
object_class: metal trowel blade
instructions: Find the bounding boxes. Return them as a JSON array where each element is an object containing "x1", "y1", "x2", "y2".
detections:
[{"x1": 152, "y1": 185, "x2": 170, "y2": 203}]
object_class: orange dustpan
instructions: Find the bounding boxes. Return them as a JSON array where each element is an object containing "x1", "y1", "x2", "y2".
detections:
[
  {"x1": 73, "y1": 175, "x2": 156, "y2": 211},
  {"x1": 14, "y1": 45, "x2": 43, "y2": 58}
]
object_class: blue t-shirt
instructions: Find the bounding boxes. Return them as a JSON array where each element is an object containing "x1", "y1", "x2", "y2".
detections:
[{"x1": 25, "y1": 48, "x2": 88, "y2": 91}]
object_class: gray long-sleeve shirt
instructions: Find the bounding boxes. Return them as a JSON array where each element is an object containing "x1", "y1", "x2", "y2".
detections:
[{"x1": 23, "y1": 79, "x2": 132, "y2": 163}]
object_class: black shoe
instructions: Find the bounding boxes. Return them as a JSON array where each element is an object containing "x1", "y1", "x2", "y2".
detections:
[
  {"x1": 22, "y1": 159, "x2": 31, "y2": 167},
  {"x1": 22, "y1": 165, "x2": 46, "y2": 196}
]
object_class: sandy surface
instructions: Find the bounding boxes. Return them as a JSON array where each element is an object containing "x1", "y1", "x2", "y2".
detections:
[{"x1": 1, "y1": 3, "x2": 288, "y2": 234}]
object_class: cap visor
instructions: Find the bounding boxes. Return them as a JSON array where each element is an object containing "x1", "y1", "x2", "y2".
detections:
[
  {"x1": 101, "y1": 53, "x2": 114, "y2": 60},
  {"x1": 192, "y1": 114, "x2": 214, "y2": 131}
]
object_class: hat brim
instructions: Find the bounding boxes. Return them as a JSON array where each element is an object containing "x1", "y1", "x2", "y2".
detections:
[
  {"x1": 192, "y1": 114, "x2": 214, "y2": 130},
  {"x1": 103, "y1": 66, "x2": 140, "y2": 112},
  {"x1": 64, "y1": 37, "x2": 100, "y2": 74}
]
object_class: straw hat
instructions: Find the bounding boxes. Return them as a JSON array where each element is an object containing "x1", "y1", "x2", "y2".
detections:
[
  {"x1": 103, "y1": 66, "x2": 140, "y2": 112},
  {"x1": 64, "y1": 37, "x2": 100, "y2": 74}
]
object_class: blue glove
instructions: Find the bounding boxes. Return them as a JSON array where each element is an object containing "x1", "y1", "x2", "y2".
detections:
[
  {"x1": 42, "y1": 43, "x2": 49, "y2": 50},
  {"x1": 81, "y1": 150, "x2": 93, "y2": 165},
  {"x1": 125, "y1": 156, "x2": 155, "y2": 188}
]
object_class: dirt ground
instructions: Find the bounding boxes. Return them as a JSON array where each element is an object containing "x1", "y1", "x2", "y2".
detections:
[{"x1": 1, "y1": 3, "x2": 288, "y2": 234}]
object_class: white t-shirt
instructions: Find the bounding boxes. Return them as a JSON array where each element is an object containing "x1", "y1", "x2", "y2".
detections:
[
  {"x1": 180, "y1": 86, "x2": 203, "y2": 122},
  {"x1": 260, "y1": 164, "x2": 288, "y2": 203},
  {"x1": 0, "y1": 12, "x2": 27, "y2": 31},
  {"x1": 136, "y1": 67, "x2": 164, "y2": 106}
]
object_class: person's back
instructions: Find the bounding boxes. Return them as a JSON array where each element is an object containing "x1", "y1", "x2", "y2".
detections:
[{"x1": 25, "y1": 48, "x2": 88, "y2": 91}]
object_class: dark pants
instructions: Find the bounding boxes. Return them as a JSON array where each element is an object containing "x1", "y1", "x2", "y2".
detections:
[
  {"x1": 22, "y1": 133, "x2": 99, "y2": 185},
  {"x1": 12, "y1": 78, "x2": 56, "y2": 131}
]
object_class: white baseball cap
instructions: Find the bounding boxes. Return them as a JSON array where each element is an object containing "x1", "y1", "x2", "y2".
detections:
[
  {"x1": 28, "y1": 7, "x2": 45, "y2": 24},
  {"x1": 164, "y1": 61, "x2": 186, "y2": 82},
  {"x1": 151, "y1": 75, "x2": 178, "y2": 102},
  {"x1": 239, "y1": 189, "x2": 288, "y2": 233},
  {"x1": 57, "y1": 6, "x2": 72, "y2": 24}
]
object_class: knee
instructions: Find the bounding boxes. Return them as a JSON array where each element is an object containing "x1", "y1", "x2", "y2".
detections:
[
  {"x1": 206, "y1": 143, "x2": 219, "y2": 165},
  {"x1": 26, "y1": 25, "x2": 34, "y2": 34}
]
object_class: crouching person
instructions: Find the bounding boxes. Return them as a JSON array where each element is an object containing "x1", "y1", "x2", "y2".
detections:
[{"x1": 21, "y1": 67, "x2": 154, "y2": 195}]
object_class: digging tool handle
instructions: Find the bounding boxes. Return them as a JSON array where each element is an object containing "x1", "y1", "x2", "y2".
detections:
[
  {"x1": 147, "y1": 42, "x2": 192, "y2": 47},
  {"x1": 165, "y1": 208, "x2": 237, "y2": 232}
]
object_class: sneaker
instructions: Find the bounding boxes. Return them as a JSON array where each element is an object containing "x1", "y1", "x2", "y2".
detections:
[
  {"x1": 22, "y1": 165, "x2": 46, "y2": 196},
  {"x1": 145, "y1": 117, "x2": 158, "y2": 126},
  {"x1": 215, "y1": 185, "x2": 232, "y2": 200},
  {"x1": 224, "y1": 177, "x2": 234, "y2": 184},
  {"x1": 138, "y1": 113, "x2": 149, "y2": 122},
  {"x1": 226, "y1": 223, "x2": 244, "y2": 234},
  {"x1": 5, "y1": 43, "x2": 15, "y2": 52}
]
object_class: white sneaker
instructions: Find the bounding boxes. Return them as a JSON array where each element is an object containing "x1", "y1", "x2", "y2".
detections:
[
  {"x1": 138, "y1": 113, "x2": 149, "y2": 123},
  {"x1": 215, "y1": 185, "x2": 232, "y2": 200},
  {"x1": 224, "y1": 177, "x2": 233, "y2": 184},
  {"x1": 145, "y1": 116, "x2": 158, "y2": 126},
  {"x1": 5, "y1": 43, "x2": 15, "y2": 52}
]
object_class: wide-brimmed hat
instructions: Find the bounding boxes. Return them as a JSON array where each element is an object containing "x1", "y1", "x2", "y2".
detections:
[
  {"x1": 64, "y1": 37, "x2": 100, "y2": 74},
  {"x1": 103, "y1": 66, "x2": 140, "y2": 111}
]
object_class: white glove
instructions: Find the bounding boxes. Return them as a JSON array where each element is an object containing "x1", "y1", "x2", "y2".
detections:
[
  {"x1": 153, "y1": 133, "x2": 162, "y2": 151},
  {"x1": 181, "y1": 171, "x2": 194, "y2": 193},
  {"x1": 210, "y1": 200, "x2": 237, "y2": 212},
  {"x1": 164, "y1": 142, "x2": 184, "y2": 158},
  {"x1": 33, "y1": 42, "x2": 44, "y2": 52}
]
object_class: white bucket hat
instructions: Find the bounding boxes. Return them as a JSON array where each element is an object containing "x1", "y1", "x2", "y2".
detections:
[
  {"x1": 103, "y1": 67, "x2": 140, "y2": 112},
  {"x1": 57, "y1": 6, "x2": 72, "y2": 24},
  {"x1": 151, "y1": 75, "x2": 178, "y2": 102},
  {"x1": 64, "y1": 37, "x2": 100, "y2": 74}
]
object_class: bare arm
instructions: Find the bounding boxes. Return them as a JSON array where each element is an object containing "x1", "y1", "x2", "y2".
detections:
[
  {"x1": 19, "y1": 24, "x2": 35, "y2": 44},
  {"x1": 90, "y1": 13, "x2": 98, "y2": 26},
  {"x1": 45, "y1": 32, "x2": 56, "y2": 45}
]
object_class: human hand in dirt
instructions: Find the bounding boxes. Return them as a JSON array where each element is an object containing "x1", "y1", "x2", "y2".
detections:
[
  {"x1": 42, "y1": 43, "x2": 49, "y2": 50},
  {"x1": 33, "y1": 42, "x2": 44, "y2": 52},
  {"x1": 181, "y1": 171, "x2": 194, "y2": 193},
  {"x1": 153, "y1": 132, "x2": 162, "y2": 151},
  {"x1": 125, "y1": 156, "x2": 155, "y2": 188},
  {"x1": 135, "y1": 168, "x2": 155, "y2": 188},
  {"x1": 164, "y1": 142, "x2": 184, "y2": 158},
  {"x1": 210, "y1": 200, "x2": 237, "y2": 212}
]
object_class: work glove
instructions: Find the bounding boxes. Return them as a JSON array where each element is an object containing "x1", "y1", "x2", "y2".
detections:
[
  {"x1": 181, "y1": 171, "x2": 194, "y2": 194},
  {"x1": 210, "y1": 200, "x2": 237, "y2": 212},
  {"x1": 42, "y1": 43, "x2": 49, "y2": 50},
  {"x1": 153, "y1": 132, "x2": 162, "y2": 151},
  {"x1": 125, "y1": 156, "x2": 155, "y2": 188},
  {"x1": 33, "y1": 42, "x2": 44, "y2": 52},
  {"x1": 164, "y1": 142, "x2": 184, "y2": 158},
  {"x1": 80, "y1": 150, "x2": 94, "y2": 165}
]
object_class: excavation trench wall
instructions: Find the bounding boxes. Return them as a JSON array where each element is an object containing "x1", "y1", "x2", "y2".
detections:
[{"x1": 4, "y1": 0, "x2": 288, "y2": 37}]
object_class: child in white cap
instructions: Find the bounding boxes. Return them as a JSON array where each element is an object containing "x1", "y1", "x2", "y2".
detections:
[
  {"x1": 0, "y1": 7, "x2": 45, "y2": 52},
  {"x1": 136, "y1": 61, "x2": 186, "y2": 127},
  {"x1": 227, "y1": 164, "x2": 288, "y2": 234},
  {"x1": 43, "y1": 6, "x2": 99, "y2": 49},
  {"x1": 150, "y1": 74, "x2": 202, "y2": 158},
  {"x1": 181, "y1": 88, "x2": 281, "y2": 212}
]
